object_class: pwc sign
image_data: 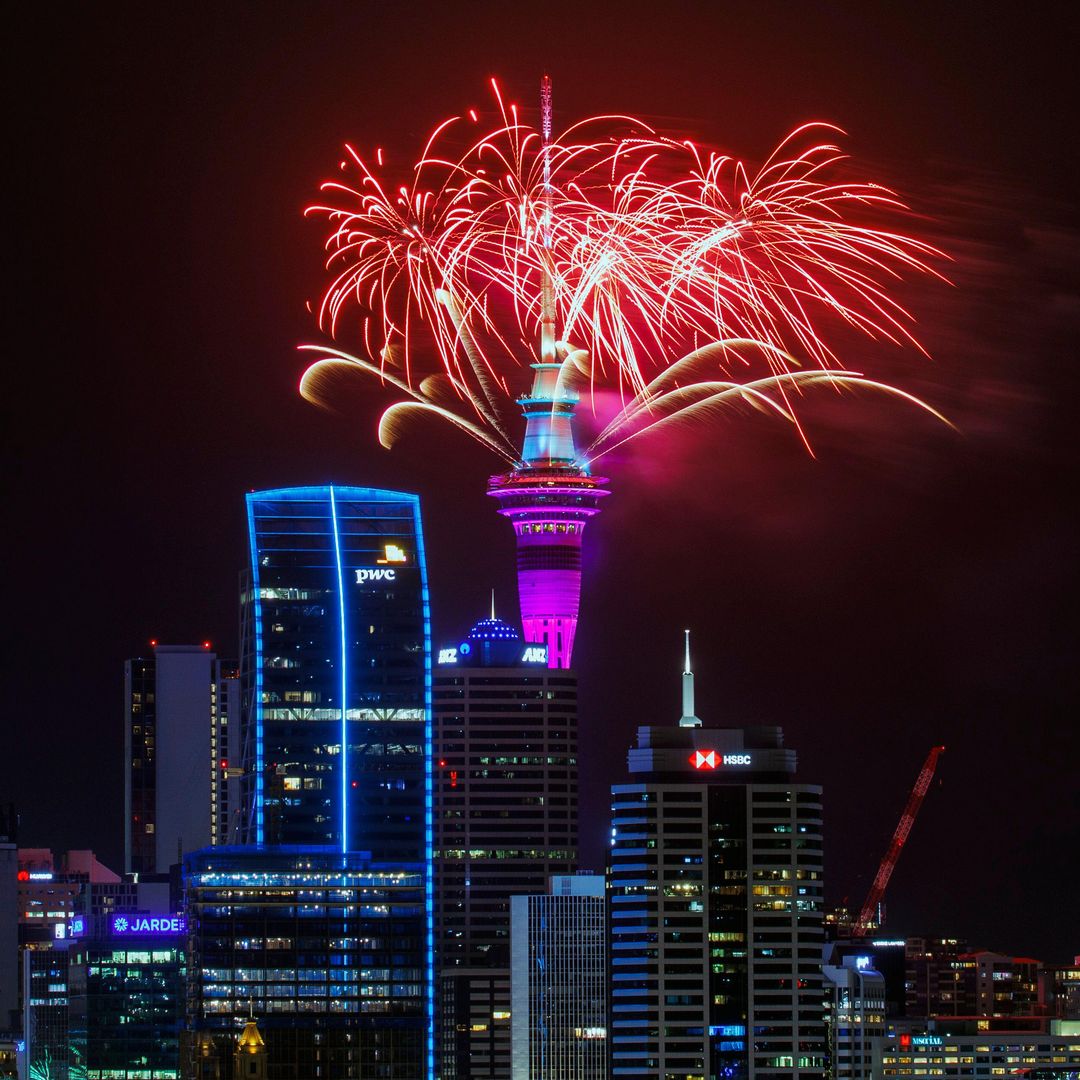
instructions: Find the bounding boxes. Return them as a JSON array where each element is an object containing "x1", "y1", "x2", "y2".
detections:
[{"x1": 690, "y1": 750, "x2": 752, "y2": 770}]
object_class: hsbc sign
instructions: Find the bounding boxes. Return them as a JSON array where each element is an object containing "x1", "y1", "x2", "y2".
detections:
[{"x1": 690, "y1": 750, "x2": 751, "y2": 770}]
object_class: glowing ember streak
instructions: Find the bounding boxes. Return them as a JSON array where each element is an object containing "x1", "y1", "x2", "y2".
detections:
[{"x1": 301, "y1": 81, "x2": 945, "y2": 461}]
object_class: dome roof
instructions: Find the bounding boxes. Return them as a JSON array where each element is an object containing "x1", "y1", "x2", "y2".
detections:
[{"x1": 465, "y1": 617, "x2": 522, "y2": 643}]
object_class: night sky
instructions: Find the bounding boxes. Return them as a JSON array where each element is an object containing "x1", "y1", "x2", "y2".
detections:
[{"x1": 10, "y1": 3, "x2": 1078, "y2": 961}]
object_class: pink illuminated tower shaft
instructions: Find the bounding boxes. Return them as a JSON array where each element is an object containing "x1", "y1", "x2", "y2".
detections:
[{"x1": 487, "y1": 76, "x2": 609, "y2": 669}]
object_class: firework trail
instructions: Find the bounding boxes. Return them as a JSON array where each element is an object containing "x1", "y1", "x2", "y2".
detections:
[{"x1": 299, "y1": 78, "x2": 950, "y2": 667}]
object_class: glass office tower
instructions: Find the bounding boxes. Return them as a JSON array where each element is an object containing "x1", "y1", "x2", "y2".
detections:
[
  {"x1": 185, "y1": 847, "x2": 426, "y2": 1080},
  {"x1": 240, "y1": 486, "x2": 431, "y2": 859},
  {"x1": 232, "y1": 485, "x2": 434, "y2": 1078}
]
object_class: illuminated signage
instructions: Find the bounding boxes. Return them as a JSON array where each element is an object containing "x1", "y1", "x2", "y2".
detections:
[
  {"x1": 691, "y1": 750, "x2": 751, "y2": 770},
  {"x1": 54, "y1": 922, "x2": 66, "y2": 940},
  {"x1": 28, "y1": 871, "x2": 54, "y2": 881},
  {"x1": 355, "y1": 568, "x2": 396, "y2": 584},
  {"x1": 69, "y1": 916, "x2": 86, "y2": 936},
  {"x1": 438, "y1": 648, "x2": 458, "y2": 665},
  {"x1": 855, "y1": 956, "x2": 871, "y2": 970},
  {"x1": 111, "y1": 914, "x2": 186, "y2": 936},
  {"x1": 377, "y1": 544, "x2": 407, "y2": 564},
  {"x1": 900, "y1": 1034, "x2": 942, "y2": 1048},
  {"x1": 871, "y1": 939, "x2": 906, "y2": 947},
  {"x1": 521, "y1": 645, "x2": 548, "y2": 664}
]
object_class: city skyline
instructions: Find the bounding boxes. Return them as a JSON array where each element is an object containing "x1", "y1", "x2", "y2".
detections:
[{"x1": 8, "y1": 0, "x2": 1078, "y2": 970}]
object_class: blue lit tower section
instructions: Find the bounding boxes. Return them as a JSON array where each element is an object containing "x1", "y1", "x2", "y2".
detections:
[
  {"x1": 241, "y1": 486, "x2": 432, "y2": 862},
  {"x1": 488, "y1": 362, "x2": 609, "y2": 670}
]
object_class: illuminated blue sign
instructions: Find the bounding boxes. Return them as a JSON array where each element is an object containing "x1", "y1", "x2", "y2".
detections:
[
  {"x1": 911, "y1": 1035, "x2": 943, "y2": 1047},
  {"x1": 437, "y1": 647, "x2": 458, "y2": 665},
  {"x1": 521, "y1": 644, "x2": 548, "y2": 664},
  {"x1": 111, "y1": 914, "x2": 186, "y2": 936},
  {"x1": 69, "y1": 915, "x2": 86, "y2": 936}
]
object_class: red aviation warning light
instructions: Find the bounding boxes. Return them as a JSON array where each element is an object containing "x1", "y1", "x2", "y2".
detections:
[{"x1": 692, "y1": 750, "x2": 718, "y2": 770}]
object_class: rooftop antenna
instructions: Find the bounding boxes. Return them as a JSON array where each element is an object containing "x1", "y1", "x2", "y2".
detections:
[
  {"x1": 679, "y1": 629, "x2": 701, "y2": 727},
  {"x1": 491, "y1": 588, "x2": 496, "y2": 620}
]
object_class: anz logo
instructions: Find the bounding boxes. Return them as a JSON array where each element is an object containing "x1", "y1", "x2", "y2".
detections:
[
  {"x1": 355, "y1": 568, "x2": 397, "y2": 584},
  {"x1": 521, "y1": 645, "x2": 548, "y2": 664}
]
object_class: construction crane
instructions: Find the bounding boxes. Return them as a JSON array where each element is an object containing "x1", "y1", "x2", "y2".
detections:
[{"x1": 852, "y1": 745, "x2": 946, "y2": 937}]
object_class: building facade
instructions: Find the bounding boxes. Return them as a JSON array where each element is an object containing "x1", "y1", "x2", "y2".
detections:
[
  {"x1": 184, "y1": 846, "x2": 428, "y2": 1080},
  {"x1": 433, "y1": 614, "x2": 578, "y2": 1078},
  {"x1": 821, "y1": 952, "x2": 886, "y2": 1079},
  {"x1": 871, "y1": 1019, "x2": 1080, "y2": 1077},
  {"x1": 607, "y1": 645, "x2": 826, "y2": 1079},
  {"x1": 124, "y1": 644, "x2": 227, "y2": 874},
  {"x1": 211, "y1": 662, "x2": 243, "y2": 848},
  {"x1": 240, "y1": 485, "x2": 430, "y2": 859},
  {"x1": 22, "y1": 947, "x2": 70, "y2": 1080},
  {"x1": 510, "y1": 874, "x2": 606, "y2": 1080},
  {"x1": 904, "y1": 938, "x2": 974, "y2": 1020}
]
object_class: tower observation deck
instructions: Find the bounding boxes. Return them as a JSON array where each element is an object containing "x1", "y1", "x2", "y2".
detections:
[{"x1": 488, "y1": 361, "x2": 608, "y2": 669}]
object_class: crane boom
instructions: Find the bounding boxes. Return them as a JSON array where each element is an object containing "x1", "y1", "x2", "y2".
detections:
[{"x1": 853, "y1": 745, "x2": 946, "y2": 937}]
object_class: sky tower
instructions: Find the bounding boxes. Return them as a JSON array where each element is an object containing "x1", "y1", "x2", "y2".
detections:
[{"x1": 487, "y1": 75, "x2": 609, "y2": 668}]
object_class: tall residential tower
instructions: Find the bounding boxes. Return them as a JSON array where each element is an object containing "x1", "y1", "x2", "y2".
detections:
[
  {"x1": 433, "y1": 611, "x2": 579, "y2": 1078},
  {"x1": 607, "y1": 638, "x2": 826, "y2": 1078}
]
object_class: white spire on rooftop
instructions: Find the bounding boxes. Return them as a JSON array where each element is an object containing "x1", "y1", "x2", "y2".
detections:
[{"x1": 679, "y1": 628, "x2": 701, "y2": 727}]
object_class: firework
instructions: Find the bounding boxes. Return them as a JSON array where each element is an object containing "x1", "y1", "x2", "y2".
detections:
[{"x1": 300, "y1": 78, "x2": 948, "y2": 665}]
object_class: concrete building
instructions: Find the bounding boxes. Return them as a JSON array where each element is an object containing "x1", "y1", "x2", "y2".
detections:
[
  {"x1": 511, "y1": 874, "x2": 606, "y2": 1080},
  {"x1": 433, "y1": 612, "x2": 577, "y2": 1078},
  {"x1": 822, "y1": 951, "x2": 886, "y2": 1079},
  {"x1": 211, "y1": 662, "x2": 243, "y2": 847},
  {"x1": 124, "y1": 644, "x2": 228, "y2": 874},
  {"x1": 904, "y1": 938, "x2": 975, "y2": 1019},
  {"x1": 606, "y1": 635, "x2": 826, "y2": 1079},
  {"x1": 1040, "y1": 959, "x2": 1080, "y2": 1020},
  {"x1": 871, "y1": 1018, "x2": 1080, "y2": 1077}
]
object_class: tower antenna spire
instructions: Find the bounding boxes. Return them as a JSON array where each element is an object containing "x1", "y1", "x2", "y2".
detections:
[
  {"x1": 491, "y1": 588, "x2": 496, "y2": 620},
  {"x1": 679, "y1": 629, "x2": 701, "y2": 727},
  {"x1": 539, "y1": 73, "x2": 556, "y2": 364},
  {"x1": 488, "y1": 74, "x2": 609, "y2": 669}
]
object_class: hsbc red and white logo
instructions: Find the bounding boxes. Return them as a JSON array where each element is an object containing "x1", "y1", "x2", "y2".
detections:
[{"x1": 690, "y1": 750, "x2": 751, "y2": 769}]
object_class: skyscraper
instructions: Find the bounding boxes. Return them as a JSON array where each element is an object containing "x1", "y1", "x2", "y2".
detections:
[
  {"x1": 124, "y1": 643, "x2": 224, "y2": 874},
  {"x1": 511, "y1": 873, "x2": 607, "y2": 1080},
  {"x1": 240, "y1": 485, "x2": 430, "y2": 859},
  {"x1": 821, "y1": 952, "x2": 886, "y2": 1080},
  {"x1": 433, "y1": 612, "x2": 578, "y2": 1078},
  {"x1": 184, "y1": 847, "x2": 427, "y2": 1080},
  {"x1": 199, "y1": 484, "x2": 435, "y2": 1078},
  {"x1": 607, "y1": 637, "x2": 826, "y2": 1079}
]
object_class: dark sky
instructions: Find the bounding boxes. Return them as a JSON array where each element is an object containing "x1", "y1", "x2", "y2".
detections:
[{"x1": 9, "y1": 3, "x2": 1078, "y2": 961}]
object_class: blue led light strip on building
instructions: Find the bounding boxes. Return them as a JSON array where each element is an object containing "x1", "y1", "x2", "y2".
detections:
[
  {"x1": 412, "y1": 497, "x2": 435, "y2": 1080},
  {"x1": 328, "y1": 485, "x2": 349, "y2": 855},
  {"x1": 245, "y1": 496, "x2": 265, "y2": 844}
]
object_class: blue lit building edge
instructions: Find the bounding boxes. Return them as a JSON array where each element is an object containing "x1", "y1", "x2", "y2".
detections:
[
  {"x1": 412, "y1": 495, "x2": 435, "y2": 1080},
  {"x1": 244, "y1": 494, "x2": 265, "y2": 843},
  {"x1": 243, "y1": 484, "x2": 434, "y2": 1080}
]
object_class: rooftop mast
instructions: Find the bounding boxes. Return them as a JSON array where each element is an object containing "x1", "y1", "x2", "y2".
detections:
[{"x1": 679, "y1": 629, "x2": 701, "y2": 727}]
